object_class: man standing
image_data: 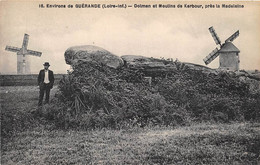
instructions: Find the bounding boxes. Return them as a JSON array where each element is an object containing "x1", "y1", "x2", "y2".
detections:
[{"x1": 38, "y1": 62, "x2": 54, "y2": 106}]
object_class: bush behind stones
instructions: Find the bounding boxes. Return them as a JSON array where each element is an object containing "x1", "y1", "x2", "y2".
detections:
[{"x1": 50, "y1": 60, "x2": 259, "y2": 129}]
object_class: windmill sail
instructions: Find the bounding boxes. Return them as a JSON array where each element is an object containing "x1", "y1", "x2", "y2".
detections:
[
  {"x1": 27, "y1": 49, "x2": 42, "y2": 57},
  {"x1": 5, "y1": 46, "x2": 21, "y2": 53},
  {"x1": 225, "y1": 30, "x2": 239, "y2": 43},
  {"x1": 209, "y1": 27, "x2": 221, "y2": 46},
  {"x1": 22, "y1": 34, "x2": 29, "y2": 49},
  {"x1": 203, "y1": 48, "x2": 219, "y2": 65}
]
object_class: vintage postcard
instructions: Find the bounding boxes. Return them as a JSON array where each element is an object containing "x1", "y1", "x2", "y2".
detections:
[{"x1": 1, "y1": 0, "x2": 260, "y2": 164}]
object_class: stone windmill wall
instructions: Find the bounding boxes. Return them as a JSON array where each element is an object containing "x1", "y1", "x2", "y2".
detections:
[{"x1": 218, "y1": 42, "x2": 240, "y2": 71}]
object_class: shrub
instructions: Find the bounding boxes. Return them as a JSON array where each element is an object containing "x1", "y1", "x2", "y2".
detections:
[{"x1": 48, "y1": 60, "x2": 259, "y2": 130}]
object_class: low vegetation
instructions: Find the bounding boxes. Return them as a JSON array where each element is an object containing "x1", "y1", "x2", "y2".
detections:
[
  {"x1": 1, "y1": 85, "x2": 259, "y2": 164},
  {"x1": 1, "y1": 59, "x2": 259, "y2": 164},
  {"x1": 1, "y1": 120, "x2": 260, "y2": 164},
  {"x1": 49, "y1": 60, "x2": 259, "y2": 130}
]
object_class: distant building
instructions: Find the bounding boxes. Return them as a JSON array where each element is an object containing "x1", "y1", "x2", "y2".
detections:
[
  {"x1": 203, "y1": 26, "x2": 240, "y2": 71},
  {"x1": 218, "y1": 42, "x2": 240, "y2": 70}
]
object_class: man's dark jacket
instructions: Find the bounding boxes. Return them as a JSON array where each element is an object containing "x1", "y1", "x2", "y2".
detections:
[{"x1": 38, "y1": 69, "x2": 55, "y2": 88}]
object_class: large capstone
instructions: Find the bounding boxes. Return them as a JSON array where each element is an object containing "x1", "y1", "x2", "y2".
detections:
[
  {"x1": 121, "y1": 55, "x2": 165, "y2": 68},
  {"x1": 64, "y1": 45, "x2": 124, "y2": 69}
]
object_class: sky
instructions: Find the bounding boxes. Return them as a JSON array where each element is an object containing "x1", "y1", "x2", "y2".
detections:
[{"x1": 0, "y1": 1, "x2": 259, "y2": 74}]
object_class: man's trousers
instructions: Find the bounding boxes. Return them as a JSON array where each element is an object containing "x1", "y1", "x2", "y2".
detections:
[{"x1": 38, "y1": 83, "x2": 51, "y2": 106}]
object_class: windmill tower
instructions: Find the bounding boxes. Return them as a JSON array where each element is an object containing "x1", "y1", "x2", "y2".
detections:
[
  {"x1": 5, "y1": 34, "x2": 42, "y2": 74},
  {"x1": 203, "y1": 26, "x2": 240, "y2": 71}
]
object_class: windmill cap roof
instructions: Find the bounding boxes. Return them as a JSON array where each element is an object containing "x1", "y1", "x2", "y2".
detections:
[{"x1": 219, "y1": 42, "x2": 240, "y2": 53}]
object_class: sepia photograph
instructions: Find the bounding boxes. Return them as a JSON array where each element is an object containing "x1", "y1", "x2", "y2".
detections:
[{"x1": 1, "y1": 0, "x2": 260, "y2": 164}]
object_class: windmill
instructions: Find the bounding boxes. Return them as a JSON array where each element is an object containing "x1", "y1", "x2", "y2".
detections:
[
  {"x1": 203, "y1": 26, "x2": 240, "y2": 71},
  {"x1": 5, "y1": 34, "x2": 42, "y2": 74}
]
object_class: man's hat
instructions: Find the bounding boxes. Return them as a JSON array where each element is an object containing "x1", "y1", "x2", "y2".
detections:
[{"x1": 43, "y1": 62, "x2": 50, "y2": 66}]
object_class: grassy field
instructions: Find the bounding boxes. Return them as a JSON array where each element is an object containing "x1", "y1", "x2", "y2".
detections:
[{"x1": 1, "y1": 86, "x2": 260, "y2": 164}]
